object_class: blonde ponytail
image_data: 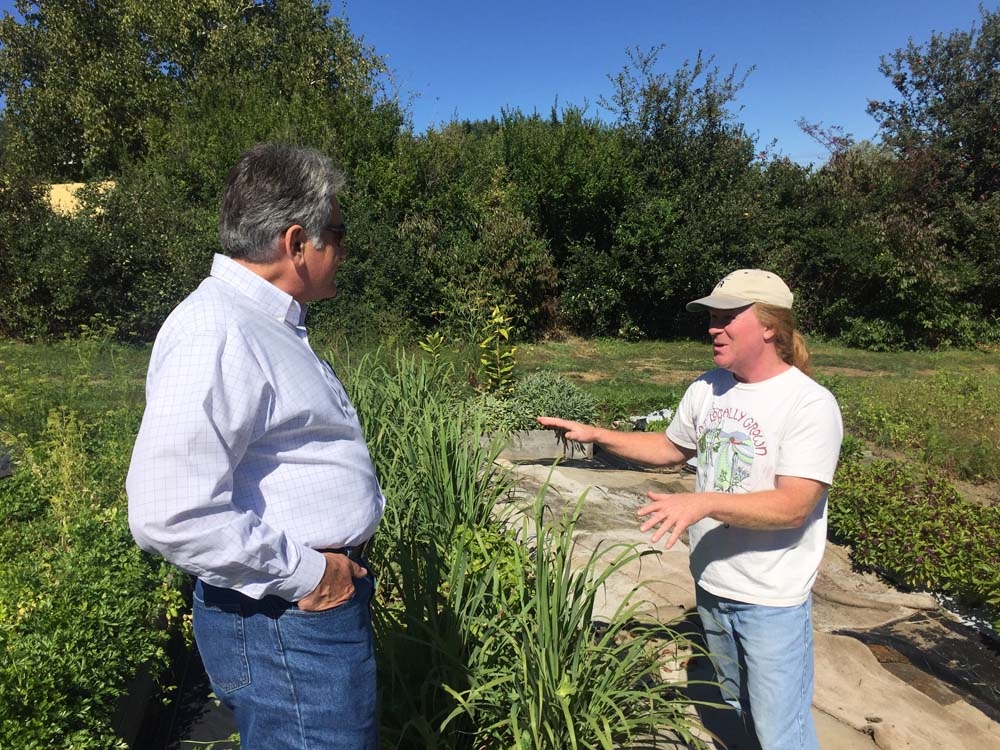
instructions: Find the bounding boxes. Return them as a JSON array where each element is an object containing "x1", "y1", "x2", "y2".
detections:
[{"x1": 753, "y1": 304, "x2": 813, "y2": 378}]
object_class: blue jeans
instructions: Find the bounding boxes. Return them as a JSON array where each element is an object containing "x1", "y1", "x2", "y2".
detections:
[
  {"x1": 696, "y1": 586, "x2": 817, "y2": 750},
  {"x1": 193, "y1": 571, "x2": 378, "y2": 750}
]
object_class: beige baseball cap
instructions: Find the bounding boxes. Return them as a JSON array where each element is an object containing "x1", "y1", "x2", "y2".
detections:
[{"x1": 686, "y1": 269, "x2": 793, "y2": 311}]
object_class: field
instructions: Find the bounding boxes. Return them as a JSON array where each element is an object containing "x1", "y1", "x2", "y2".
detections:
[
  {"x1": 4, "y1": 333, "x2": 1000, "y2": 501},
  {"x1": 519, "y1": 336, "x2": 1000, "y2": 503},
  {"x1": 1, "y1": 333, "x2": 998, "y2": 746}
]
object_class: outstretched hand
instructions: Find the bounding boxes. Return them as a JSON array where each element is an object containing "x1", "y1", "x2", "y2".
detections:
[{"x1": 536, "y1": 416, "x2": 601, "y2": 444}]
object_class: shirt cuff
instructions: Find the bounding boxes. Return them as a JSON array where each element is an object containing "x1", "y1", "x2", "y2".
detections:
[{"x1": 275, "y1": 546, "x2": 328, "y2": 602}]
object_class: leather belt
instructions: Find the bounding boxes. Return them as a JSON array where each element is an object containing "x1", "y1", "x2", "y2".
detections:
[{"x1": 316, "y1": 537, "x2": 372, "y2": 562}]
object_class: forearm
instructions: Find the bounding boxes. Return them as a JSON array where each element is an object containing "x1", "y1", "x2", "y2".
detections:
[
  {"x1": 126, "y1": 405, "x2": 325, "y2": 600},
  {"x1": 694, "y1": 488, "x2": 814, "y2": 530},
  {"x1": 640, "y1": 475, "x2": 829, "y2": 548},
  {"x1": 590, "y1": 427, "x2": 690, "y2": 467},
  {"x1": 537, "y1": 416, "x2": 691, "y2": 467}
]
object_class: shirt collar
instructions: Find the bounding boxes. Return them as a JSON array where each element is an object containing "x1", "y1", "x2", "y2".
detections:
[{"x1": 210, "y1": 253, "x2": 306, "y2": 327}]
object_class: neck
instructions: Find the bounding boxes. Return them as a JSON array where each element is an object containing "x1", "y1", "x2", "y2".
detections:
[
  {"x1": 232, "y1": 256, "x2": 304, "y2": 301},
  {"x1": 730, "y1": 353, "x2": 791, "y2": 384}
]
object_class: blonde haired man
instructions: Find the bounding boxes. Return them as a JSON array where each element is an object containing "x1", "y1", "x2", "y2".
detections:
[{"x1": 539, "y1": 269, "x2": 842, "y2": 750}]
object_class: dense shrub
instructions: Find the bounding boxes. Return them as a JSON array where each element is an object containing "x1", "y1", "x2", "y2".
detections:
[
  {"x1": 474, "y1": 370, "x2": 600, "y2": 434},
  {"x1": 0, "y1": 409, "x2": 186, "y2": 749},
  {"x1": 829, "y1": 458, "x2": 1000, "y2": 629}
]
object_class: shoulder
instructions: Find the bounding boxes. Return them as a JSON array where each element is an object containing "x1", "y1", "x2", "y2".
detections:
[
  {"x1": 691, "y1": 368, "x2": 734, "y2": 388},
  {"x1": 685, "y1": 368, "x2": 735, "y2": 398},
  {"x1": 150, "y1": 279, "x2": 261, "y2": 370},
  {"x1": 677, "y1": 369, "x2": 733, "y2": 413},
  {"x1": 783, "y1": 368, "x2": 839, "y2": 406}
]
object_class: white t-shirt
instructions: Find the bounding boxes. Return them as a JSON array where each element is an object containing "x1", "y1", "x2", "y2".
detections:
[{"x1": 665, "y1": 366, "x2": 842, "y2": 606}]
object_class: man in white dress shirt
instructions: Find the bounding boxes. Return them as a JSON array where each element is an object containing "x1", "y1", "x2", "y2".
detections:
[{"x1": 127, "y1": 143, "x2": 385, "y2": 749}]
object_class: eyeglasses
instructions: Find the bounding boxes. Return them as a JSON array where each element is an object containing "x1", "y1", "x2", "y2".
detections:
[{"x1": 323, "y1": 222, "x2": 347, "y2": 242}]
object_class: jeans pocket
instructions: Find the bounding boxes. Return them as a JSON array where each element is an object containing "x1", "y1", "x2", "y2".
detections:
[{"x1": 193, "y1": 596, "x2": 251, "y2": 694}]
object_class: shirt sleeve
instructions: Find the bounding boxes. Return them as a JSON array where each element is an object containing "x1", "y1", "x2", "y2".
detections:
[
  {"x1": 126, "y1": 327, "x2": 326, "y2": 602},
  {"x1": 666, "y1": 378, "x2": 708, "y2": 451},
  {"x1": 775, "y1": 389, "x2": 843, "y2": 486}
]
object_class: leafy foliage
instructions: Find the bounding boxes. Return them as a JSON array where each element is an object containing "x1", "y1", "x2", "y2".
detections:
[
  {"x1": 474, "y1": 370, "x2": 600, "y2": 434},
  {"x1": 3, "y1": 3, "x2": 1000, "y2": 350},
  {"x1": 441, "y1": 495, "x2": 706, "y2": 750},
  {"x1": 829, "y1": 458, "x2": 1000, "y2": 629},
  {"x1": 478, "y1": 305, "x2": 518, "y2": 394},
  {"x1": 337, "y1": 349, "x2": 706, "y2": 749},
  {"x1": 0, "y1": 409, "x2": 186, "y2": 748},
  {"x1": 831, "y1": 370, "x2": 1000, "y2": 482}
]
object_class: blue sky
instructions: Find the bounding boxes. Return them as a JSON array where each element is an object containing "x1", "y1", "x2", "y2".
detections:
[
  {"x1": 340, "y1": 0, "x2": 996, "y2": 165},
  {"x1": 1, "y1": 1, "x2": 995, "y2": 165}
]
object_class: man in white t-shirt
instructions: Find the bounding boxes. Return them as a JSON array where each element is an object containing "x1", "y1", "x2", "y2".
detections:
[{"x1": 539, "y1": 269, "x2": 842, "y2": 750}]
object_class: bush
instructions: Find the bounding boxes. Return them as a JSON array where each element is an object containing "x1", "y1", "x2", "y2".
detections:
[
  {"x1": 0, "y1": 409, "x2": 186, "y2": 748},
  {"x1": 829, "y1": 457, "x2": 1000, "y2": 630},
  {"x1": 473, "y1": 371, "x2": 599, "y2": 433}
]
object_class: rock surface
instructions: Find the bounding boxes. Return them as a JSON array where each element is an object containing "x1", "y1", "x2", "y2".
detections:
[{"x1": 503, "y1": 431, "x2": 1000, "y2": 749}]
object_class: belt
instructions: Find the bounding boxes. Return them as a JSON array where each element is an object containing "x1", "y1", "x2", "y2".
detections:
[{"x1": 316, "y1": 537, "x2": 372, "y2": 562}]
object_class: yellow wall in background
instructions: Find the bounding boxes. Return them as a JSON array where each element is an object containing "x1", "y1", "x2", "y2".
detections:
[{"x1": 46, "y1": 181, "x2": 115, "y2": 215}]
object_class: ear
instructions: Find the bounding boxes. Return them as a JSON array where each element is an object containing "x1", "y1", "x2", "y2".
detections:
[
  {"x1": 762, "y1": 325, "x2": 776, "y2": 343},
  {"x1": 282, "y1": 224, "x2": 308, "y2": 267}
]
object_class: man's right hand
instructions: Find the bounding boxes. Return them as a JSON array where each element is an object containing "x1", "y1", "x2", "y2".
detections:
[
  {"x1": 297, "y1": 552, "x2": 368, "y2": 612},
  {"x1": 536, "y1": 416, "x2": 601, "y2": 444}
]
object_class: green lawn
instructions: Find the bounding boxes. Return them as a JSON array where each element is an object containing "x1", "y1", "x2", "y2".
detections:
[
  {"x1": 518, "y1": 335, "x2": 1000, "y2": 494},
  {"x1": 4, "y1": 332, "x2": 998, "y2": 494}
]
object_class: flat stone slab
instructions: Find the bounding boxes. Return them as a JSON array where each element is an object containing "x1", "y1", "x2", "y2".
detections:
[
  {"x1": 493, "y1": 429, "x2": 593, "y2": 462},
  {"x1": 502, "y1": 451, "x2": 1000, "y2": 750}
]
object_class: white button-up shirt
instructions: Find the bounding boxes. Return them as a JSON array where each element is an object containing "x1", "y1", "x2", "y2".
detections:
[{"x1": 126, "y1": 254, "x2": 385, "y2": 601}]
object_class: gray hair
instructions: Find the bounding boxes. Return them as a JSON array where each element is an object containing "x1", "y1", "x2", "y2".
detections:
[{"x1": 219, "y1": 143, "x2": 346, "y2": 262}]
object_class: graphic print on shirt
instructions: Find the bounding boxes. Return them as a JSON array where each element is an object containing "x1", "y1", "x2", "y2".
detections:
[{"x1": 696, "y1": 415, "x2": 757, "y2": 493}]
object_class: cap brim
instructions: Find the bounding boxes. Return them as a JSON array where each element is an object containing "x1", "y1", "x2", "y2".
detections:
[{"x1": 686, "y1": 294, "x2": 754, "y2": 312}]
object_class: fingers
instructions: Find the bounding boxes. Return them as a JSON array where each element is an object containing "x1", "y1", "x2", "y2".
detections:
[
  {"x1": 537, "y1": 416, "x2": 596, "y2": 444},
  {"x1": 537, "y1": 416, "x2": 572, "y2": 430},
  {"x1": 298, "y1": 553, "x2": 362, "y2": 611},
  {"x1": 637, "y1": 493, "x2": 686, "y2": 549}
]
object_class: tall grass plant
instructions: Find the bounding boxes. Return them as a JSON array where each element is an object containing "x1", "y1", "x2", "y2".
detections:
[{"x1": 337, "y1": 348, "x2": 708, "y2": 749}]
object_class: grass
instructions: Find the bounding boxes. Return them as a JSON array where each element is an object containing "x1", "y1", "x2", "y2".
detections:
[
  {"x1": 0, "y1": 338, "x2": 148, "y2": 441},
  {"x1": 518, "y1": 335, "x2": 1000, "y2": 497},
  {"x1": 518, "y1": 338, "x2": 710, "y2": 424},
  {"x1": 6, "y1": 332, "x2": 999, "y2": 492},
  {"x1": 3, "y1": 333, "x2": 998, "y2": 743}
]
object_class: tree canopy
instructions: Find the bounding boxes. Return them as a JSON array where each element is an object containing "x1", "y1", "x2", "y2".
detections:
[{"x1": 1, "y1": 2, "x2": 998, "y2": 350}]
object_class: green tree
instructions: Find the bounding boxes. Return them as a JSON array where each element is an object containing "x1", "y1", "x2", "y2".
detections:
[
  {"x1": 0, "y1": 0, "x2": 402, "y2": 341},
  {"x1": 0, "y1": 0, "x2": 178, "y2": 179},
  {"x1": 866, "y1": 5, "x2": 1000, "y2": 326},
  {"x1": 583, "y1": 45, "x2": 765, "y2": 338}
]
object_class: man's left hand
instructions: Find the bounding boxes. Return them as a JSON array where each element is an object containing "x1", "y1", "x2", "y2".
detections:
[
  {"x1": 638, "y1": 491, "x2": 709, "y2": 549},
  {"x1": 297, "y1": 552, "x2": 368, "y2": 611}
]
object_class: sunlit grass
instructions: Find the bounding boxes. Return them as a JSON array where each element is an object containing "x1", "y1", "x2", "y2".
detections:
[{"x1": 519, "y1": 337, "x2": 1000, "y2": 488}]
